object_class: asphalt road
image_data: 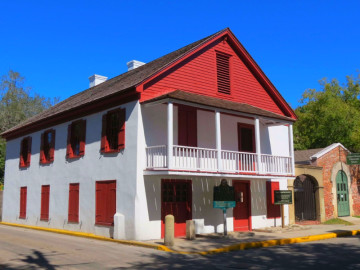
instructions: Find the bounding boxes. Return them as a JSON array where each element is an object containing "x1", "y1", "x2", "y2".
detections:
[{"x1": 1, "y1": 225, "x2": 360, "y2": 269}]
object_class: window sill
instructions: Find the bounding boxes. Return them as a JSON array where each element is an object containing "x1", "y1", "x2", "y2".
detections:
[
  {"x1": 40, "y1": 218, "x2": 49, "y2": 221},
  {"x1": 101, "y1": 149, "x2": 122, "y2": 154},
  {"x1": 95, "y1": 222, "x2": 114, "y2": 227},
  {"x1": 67, "y1": 221, "x2": 79, "y2": 224},
  {"x1": 66, "y1": 155, "x2": 84, "y2": 160},
  {"x1": 40, "y1": 161, "x2": 53, "y2": 165},
  {"x1": 19, "y1": 165, "x2": 30, "y2": 169},
  {"x1": 19, "y1": 216, "x2": 26, "y2": 219}
]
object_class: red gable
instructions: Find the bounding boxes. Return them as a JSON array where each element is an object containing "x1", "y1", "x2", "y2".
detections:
[{"x1": 137, "y1": 28, "x2": 296, "y2": 119}]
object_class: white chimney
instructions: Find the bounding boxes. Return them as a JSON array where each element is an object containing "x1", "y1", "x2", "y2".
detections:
[
  {"x1": 89, "y1": 74, "x2": 108, "y2": 88},
  {"x1": 126, "y1": 60, "x2": 146, "y2": 71}
]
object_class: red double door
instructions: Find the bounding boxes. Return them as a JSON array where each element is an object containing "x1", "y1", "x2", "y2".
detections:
[
  {"x1": 233, "y1": 181, "x2": 251, "y2": 231},
  {"x1": 161, "y1": 179, "x2": 192, "y2": 238}
]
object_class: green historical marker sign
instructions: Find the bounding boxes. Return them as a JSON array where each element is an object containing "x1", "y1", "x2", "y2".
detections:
[
  {"x1": 347, "y1": 153, "x2": 360, "y2": 165},
  {"x1": 274, "y1": 190, "x2": 292, "y2": 205},
  {"x1": 213, "y1": 179, "x2": 236, "y2": 236}
]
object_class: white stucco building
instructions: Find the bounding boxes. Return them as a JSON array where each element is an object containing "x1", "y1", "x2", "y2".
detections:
[{"x1": 1, "y1": 28, "x2": 297, "y2": 240}]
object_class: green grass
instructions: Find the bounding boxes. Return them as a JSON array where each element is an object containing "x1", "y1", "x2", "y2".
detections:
[
  {"x1": 352, "y1": 216, "x2": 360, "y2": 218},
  {"x1": 322, "y1": 218, "x2": 353, "y2": 225}
]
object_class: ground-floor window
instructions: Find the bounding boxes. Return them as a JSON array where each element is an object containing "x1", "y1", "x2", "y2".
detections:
[
  {"x1": 40, "y1": 185, "x2": 50, "y2": 221},
  {"x1": 68, "y1": 183, "x2": 79, "y2": 223},
  {"x1": 19, "y1": 186, "x2": 27, "y2": 219},
  {"x1": 95, "y1": 180, "x2": 116, "y2": 226}
]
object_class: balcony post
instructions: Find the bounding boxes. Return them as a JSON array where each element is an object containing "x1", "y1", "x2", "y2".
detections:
[
  {"x1": 255, "y1": 117, "x2": 261, "y2": 173},
  {"x1": 167, "y1": 102, "x2": 173, "y2": 169},
  {"x1": 215, "y1": 110, "x2": 222, "y2": 171},
  {"x1": 288, "y1": 123, "x2": 295, "y2": 175}
]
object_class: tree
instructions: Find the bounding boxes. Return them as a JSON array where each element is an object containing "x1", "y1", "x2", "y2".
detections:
[
  {"x1": 294, "y1": 73, "x2": 360, "y2": 152},
  {"x1": 0, "y1": 70, "x2": 59, "y2": 184}
]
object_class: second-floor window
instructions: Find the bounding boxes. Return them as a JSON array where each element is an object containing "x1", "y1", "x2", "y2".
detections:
[
  {"x1": 67, "y1": 120, "x2": 86, "y2": 159},
  {"x1": 238, "y1": 123, "x2": 255, "y2": 153},
  {"x1": 19, "y1": 136, "x2": 32, "y2": 168},
  {"x1": 40, "y1": 129, "x2": 55, "y2": 164},
  {"x1": 101, "y1": 108, "x2": 125, "y2": 153}
]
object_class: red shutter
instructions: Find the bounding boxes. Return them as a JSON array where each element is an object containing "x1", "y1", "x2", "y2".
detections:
[
  {"x1": 49, "y1": 130, "x2": 55, "y2": 162},
  {"x1": 187, "y1": 109, "x2": 197, "y2": 147},
  {"x1": 266, "y1": 181, "x2": 281, "y2": 218},
  {"x1": 19, "y1": 138, "x2": 25, "y2": 167},
  {"x1": 68, "y1": 183, "x2": 79, "y2": 223},
  {"x1": 40, "y1": 133, "x2": 45, "y2": 164},
  {"x1": 27, "y1": 137, "x2": 32, "y2": 167},
  {"x1": 107, "y1": 181, "x2": 116, "y2": 225},
  {"x1": 101, "y1": 114, "x2": 108, "y2": 153},
  {"x1": 96, "y1": 180, "x2": 116, "y2": 226},
  {"x1": 66, "y1": 124, "x2": 73, "y2": 159},
  {"x1": 178, "y1": 106, "x2": 197, "y2": 147},
  {"x1": 96, "y1": 182, "x2": 103, "y2": 224},
  {"x1": 118, "y1": 109, "x2": 125, "y2": 150},
  {"x1": 19, "y1": 187, "x2": 27, "y2": 219},
  {"x1": 79, "y1": 120, "x2": 86, "y2": 156},
  {"x1": 41, "y1": 185, "x2": 50, "y2": 221},
  {"x1": 178, "y1": 107, "x2": 187, "y2": 146}
]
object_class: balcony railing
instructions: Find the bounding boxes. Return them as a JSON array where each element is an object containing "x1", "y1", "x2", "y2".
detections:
[{"x1": 145, "y1": 145, "x2": 293, "y2": 176}]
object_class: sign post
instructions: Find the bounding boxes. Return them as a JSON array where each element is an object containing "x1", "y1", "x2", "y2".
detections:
[
  {"x1": 274, "y1": 190, "x2": 293, "y2": 228},
  {"x1": 213, "y1": 179, "x2": 236, "y2": 236}
]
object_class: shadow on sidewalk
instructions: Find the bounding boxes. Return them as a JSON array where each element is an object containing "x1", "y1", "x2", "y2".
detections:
[{"x1": 118, "y1": 236, "x2": 360, "y2": 270}]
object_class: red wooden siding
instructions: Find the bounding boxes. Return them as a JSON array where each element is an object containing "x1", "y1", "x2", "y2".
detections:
[
  {"x1": 19, "y1": 187, "x2": 27, "y2": 219},
  {"x1": 95, "y1": 180, "x2": 116, "y2": 226},
  {"x1": 40, "y1": 185, "x2": 50, "y2": 221},
  {"x1": 266, "y1": 181, "x2": 281, "y2": 218},
  {"x1": 141, "y1": 38, "x2": 285, "y2": 116},
  {"x1": 68, "y1": 183, "x2": 79, "y2": 223}
]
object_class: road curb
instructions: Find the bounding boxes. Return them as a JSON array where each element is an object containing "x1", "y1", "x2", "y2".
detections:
[
  {"x1": 0, "y1": 222, "x2": 171, "y2": 252},
  {"x1": 1, "y1": 221, "x2": 359, "y2": 255},
  {"x1": 196, "y1": 229, "x2": 360, "y2": 255}
]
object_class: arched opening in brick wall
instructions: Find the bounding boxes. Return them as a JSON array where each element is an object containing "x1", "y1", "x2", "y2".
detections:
[{"x1": 294, "y1": 174, "x2": 319, "y2": 222}]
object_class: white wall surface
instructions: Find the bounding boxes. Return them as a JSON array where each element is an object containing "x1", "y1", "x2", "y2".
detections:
[
  {"x1": 134, "y1": 174, "x2": 289, "y2": 240},
  {"x1": 2, "y1": 100, "x2": 140, "y2": 239},
  {"x1": 3, "y1": 100, "x2": 291, "y2": 241},
  {"x1": 141, "y1": 104, "x2": 289, "y2": 155}
]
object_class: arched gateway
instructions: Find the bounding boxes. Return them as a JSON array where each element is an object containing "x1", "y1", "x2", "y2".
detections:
[{"x1": 294, "y1": 175, "x2": 318, "y2": 221}]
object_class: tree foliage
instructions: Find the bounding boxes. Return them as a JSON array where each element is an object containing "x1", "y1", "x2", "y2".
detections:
[
  {"x1": 294, "y1": 73, "x2": 360, "y2": 152},
  {"x1": 0, "y1": 70, "x2": 59, "y2": 184}
]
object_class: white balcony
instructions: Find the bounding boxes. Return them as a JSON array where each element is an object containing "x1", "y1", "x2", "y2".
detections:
[{"x1": 146, "y1": 145, "x2": 293, "y2": 176}]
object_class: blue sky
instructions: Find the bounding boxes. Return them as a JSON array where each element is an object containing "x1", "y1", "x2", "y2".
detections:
[{"x1": 0, "y1": 1, "x2": 359, "y2": 109}]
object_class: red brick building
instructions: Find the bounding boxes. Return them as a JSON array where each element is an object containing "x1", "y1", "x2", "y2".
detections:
[{"x1": 294, "y1": 143, "x2": 360, "y2": 221}]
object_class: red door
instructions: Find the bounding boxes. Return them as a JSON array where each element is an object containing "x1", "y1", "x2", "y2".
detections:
[
  {"x1": 233, "y1": 181, "x2": 251, "y2": 231},
  {"x1": 161, "y1": 179, "x2": 192, "y2": 238},
  {"x1": 178, "y1": 105, "x2": 197, "y2": 147}
]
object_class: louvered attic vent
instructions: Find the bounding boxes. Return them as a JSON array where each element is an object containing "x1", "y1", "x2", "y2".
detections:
[{"x1": 216, "y1": 52, "x2": 231, "y2": 94}]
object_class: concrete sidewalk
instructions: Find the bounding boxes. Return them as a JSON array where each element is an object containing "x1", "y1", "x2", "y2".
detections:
[{"x1": 146, "y1": 216, "x2": 360, "y2": 254}]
